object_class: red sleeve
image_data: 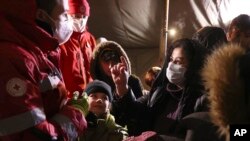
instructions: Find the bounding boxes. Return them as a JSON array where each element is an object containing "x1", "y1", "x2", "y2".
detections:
[{"x1": 0, "y1": 43, "x2": 86, "y2": 141}]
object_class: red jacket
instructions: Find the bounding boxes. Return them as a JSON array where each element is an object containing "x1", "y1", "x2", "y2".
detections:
[
  {"x1": 60, "y1": 31, "x2": 96, "y2": 98},
  {"x1": 0, "y1": 1, "x2": 87, "y2": 140}
]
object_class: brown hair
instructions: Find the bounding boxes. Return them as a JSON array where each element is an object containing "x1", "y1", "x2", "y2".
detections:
[
  {"x1": 144, "y1": 66, "x2": 161, "y2": 87},
  {"x1": 229, "y1": 14, "x2": 250, "y2": 37}
]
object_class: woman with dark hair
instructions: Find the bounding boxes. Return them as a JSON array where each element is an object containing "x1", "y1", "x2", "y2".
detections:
[{"x1": 110, "y1": 38, "x2": 208, "y2": 136}]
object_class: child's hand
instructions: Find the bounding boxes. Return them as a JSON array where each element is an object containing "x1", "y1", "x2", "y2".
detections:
[{"x1": 68, "y1": 91, "x2": 89, "y2": 116}]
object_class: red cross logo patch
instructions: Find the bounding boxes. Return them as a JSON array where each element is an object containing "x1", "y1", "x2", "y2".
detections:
[{"x1": 6, "y1": 78, "x2": 27, "y2": 97}]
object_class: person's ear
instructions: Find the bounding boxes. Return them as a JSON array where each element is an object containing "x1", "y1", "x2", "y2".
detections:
[
  {"x1": 36, "y1": 9, "x2": 56, "y2": 31},
  {"x1": 227, "y1": 26, "x2": 240, "y2": 41},
  {"x1": 108, "y1": 102, "x2": 112, "y2": 111},
  {"x1": 36, "y1": 9, "x2": 48, "y2": 21}
]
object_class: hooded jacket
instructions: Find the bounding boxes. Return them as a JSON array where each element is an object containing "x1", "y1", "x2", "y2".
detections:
[
  {"x1": 60, "y1": 31, "x2": 96, "y2": 98},
  {"x1": 90, "y1": 41, "x2": 144, "y2": 98},
  {"x1": 202, "y1": 43, "x2": 250, "y2": 141},
  {"x1": 0, "y1": 1, "x2": 86, "y2": 140},
  {"x1": 90, "y1": 41, "x2": 144, "y2": 135}
]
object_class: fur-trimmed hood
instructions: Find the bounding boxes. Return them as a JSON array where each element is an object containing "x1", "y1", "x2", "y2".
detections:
[
  {"x1": 90, "y1": 41, "x2": 144, "y2": 98},
  {"x1": 202, "y1": 43, "x2": 249, "y2": 141},
  {"x1": 90, "y1": 41, "x2": 132, "y2": 79},
  {"x1": 90, "y1": 41, "x2": 131, "y2": 90}
]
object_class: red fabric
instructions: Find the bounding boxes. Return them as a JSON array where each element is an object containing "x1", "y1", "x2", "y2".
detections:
[
  {"x1": 0, "y1": 1, "x2": 86, "y2": 140},
  {"x1": 124, "y1": 131, "x2": 161, "y2": 141},
  {"x1": 60, "y1": 31, "x2": 96, "y2": 98},
  {"x1": 68, "y1": 0, "x2": 90, "y2": 16},
  {"x1": 0, "y1": 0, "x2": 36, "y2": 24},
  {"x1": 59, "y1": 105, "x2": 88, "y2": 134}
]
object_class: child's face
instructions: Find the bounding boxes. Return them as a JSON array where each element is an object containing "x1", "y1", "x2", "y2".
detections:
[{"x1": 88, "y1": 92, "x2": 110, "y2": 116}]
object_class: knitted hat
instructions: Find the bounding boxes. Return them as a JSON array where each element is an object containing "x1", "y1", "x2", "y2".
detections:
[
  {"x1": 84, "y1": 80, "x2": 113, "y2": 101},
  {"x1": 68, "y1": 0, "x2": 90, "y2": 16}
]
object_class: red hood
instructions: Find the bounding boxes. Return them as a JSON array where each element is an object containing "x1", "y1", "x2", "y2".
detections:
[{"x1": 0, "y1": 0, "x2": 59, "y2": 53}]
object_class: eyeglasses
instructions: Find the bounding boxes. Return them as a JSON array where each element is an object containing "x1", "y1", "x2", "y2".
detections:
[{"x1": 100, "y1": 50, "x2": 120, "y2": 62}]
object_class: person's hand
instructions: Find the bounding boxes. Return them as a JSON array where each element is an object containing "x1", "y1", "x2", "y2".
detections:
[
  {"x1": 111, "y1": 56, "x2": 129, "y2": 97},
  {"x1": 41, "y1": 81, "x2": 68, "y2": 117},
  {"x1": 68, "y1": 91, "x2": 89, "y2": 116}
]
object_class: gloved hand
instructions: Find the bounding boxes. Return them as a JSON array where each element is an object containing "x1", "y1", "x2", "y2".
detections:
[{"x1": 68, "y1": 91, "x2": 89, "y2": 116}]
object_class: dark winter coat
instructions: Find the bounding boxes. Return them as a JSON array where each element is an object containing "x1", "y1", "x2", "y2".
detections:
[
  {"x1": 124, "y1": 112, "x2": 224, "y2": 141},
  {"x1": 90, "y1": 41, "x2": 144, "y2": 135},
  {"x1": 90, "y1": 41, "x2": 144, "y2": 99},
  {"x1": 202, "y1": 43, "x2": 250, "y2": 141}
]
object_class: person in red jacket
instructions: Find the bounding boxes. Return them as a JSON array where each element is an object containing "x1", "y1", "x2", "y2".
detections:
[
  {"x1": 0, "y1": 0, "x2": 88, "y2": 140},
  {"x1": 59, "y1": 0, "x2": 96, "y2": 98}
]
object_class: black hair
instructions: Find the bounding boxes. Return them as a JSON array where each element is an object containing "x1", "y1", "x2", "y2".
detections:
[{"x1": 152, "y1": 38, "x2": 207, "y2": 89}]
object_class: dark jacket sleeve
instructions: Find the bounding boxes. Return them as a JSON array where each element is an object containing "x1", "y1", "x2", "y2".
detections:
[
  {"x1": 194, "y1": 94, "x2": 209, "y2": 112},
  {"x1": 128, "y1": 74, "x2": 144, "y2": 98},
  {"x1": 174, "y1": 112, "x2": 224, "y2": 141},
  {"x1": 112, "y1": 88, "x2": 151, "y2": 135}
]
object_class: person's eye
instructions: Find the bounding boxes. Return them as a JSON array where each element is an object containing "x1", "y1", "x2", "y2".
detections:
[
  {"x1": 89, "y1": 94, "x2": 97, "y2": 99},
  {"x1": 175, "y1": 59, "x2": 183, "y2": 65},
  {"x1": 100, "y1": 95, "x2": 108, "y2": 101},
  {"x1": 59, "y1": 13, "x2": 69, "y2": 21},
  {"x1": 169, "y1": 57, "x2": 173, "y2": 62}
]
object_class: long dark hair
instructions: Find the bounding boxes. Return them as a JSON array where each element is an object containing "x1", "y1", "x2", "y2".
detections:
[
  {"x1": 152, "y1": 38, "x2": 207, "y2": 89},
  {"x1": 149, "y1": 38, "x2": 207, "y2": 118}
]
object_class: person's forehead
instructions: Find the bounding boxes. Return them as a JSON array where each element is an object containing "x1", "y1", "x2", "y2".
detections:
[
  {"x1": 90, "y1": 92, "x2": 107, "y2": 96},
  {"x1": 69, "y1": 13, "x2": 88, "y2": 18},
  {"x1": 172, "y1": 47, "x2": 185, "y2": 57},
  {"x1": 56, "y1": 0, "x2": 69, "y2": 10},
  {"x1": 50, "y1": 0, "x2": 69, "y2": 19}
]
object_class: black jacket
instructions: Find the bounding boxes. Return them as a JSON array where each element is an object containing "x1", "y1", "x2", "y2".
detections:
[{"x1": 116, "y1": 39, "x2": 209, "y2": 136}]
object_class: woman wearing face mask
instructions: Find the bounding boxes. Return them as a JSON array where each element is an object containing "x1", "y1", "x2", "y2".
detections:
[
  {"x1": 110, "y1": 38, "x2": 208, "y2": 137},
  {"x1": 59, "y1": 0, "x2": 96, "y2": 98}
]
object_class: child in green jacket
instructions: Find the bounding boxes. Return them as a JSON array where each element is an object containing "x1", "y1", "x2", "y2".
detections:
[{"x1": 80, "y1": 80, "x2": 128, "y2": 141}]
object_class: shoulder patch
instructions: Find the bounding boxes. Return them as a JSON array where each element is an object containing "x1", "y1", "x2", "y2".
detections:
[{"x1": 6, "y1": 78, "x2": 27, "y2": 97}]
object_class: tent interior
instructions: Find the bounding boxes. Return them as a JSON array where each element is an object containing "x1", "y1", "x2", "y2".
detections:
[{"x1": 88, "y1": 0, "x2": 250, "y2": 89}]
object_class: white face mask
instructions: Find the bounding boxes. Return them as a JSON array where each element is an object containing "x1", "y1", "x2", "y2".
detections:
[
  {"x1": 53, "y1": 19, "x2": 73, "y2": 45},
  {"x1": 166, "y1": 62, "x2": 186, "y2": 85},
  {"x1": 72, "y1": 17, "x2": 88, "y2": 33},
  {"x1": 37, "y1": 9, "x2": 73, "y2": 45}
]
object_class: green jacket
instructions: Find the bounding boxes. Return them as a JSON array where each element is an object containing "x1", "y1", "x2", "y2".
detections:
[{"x1": 80, "y1": 113, "x2": 128, "y2": 141}]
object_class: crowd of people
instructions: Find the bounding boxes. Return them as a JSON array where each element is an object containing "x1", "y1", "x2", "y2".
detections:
[{"x1": 1, "y1": 0, "x2": 250, "y2": 141}]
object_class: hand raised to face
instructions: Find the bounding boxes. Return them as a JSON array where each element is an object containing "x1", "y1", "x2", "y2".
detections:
[{"x1": 110, "y1": 56, "x2": 129, "y2": 97}]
